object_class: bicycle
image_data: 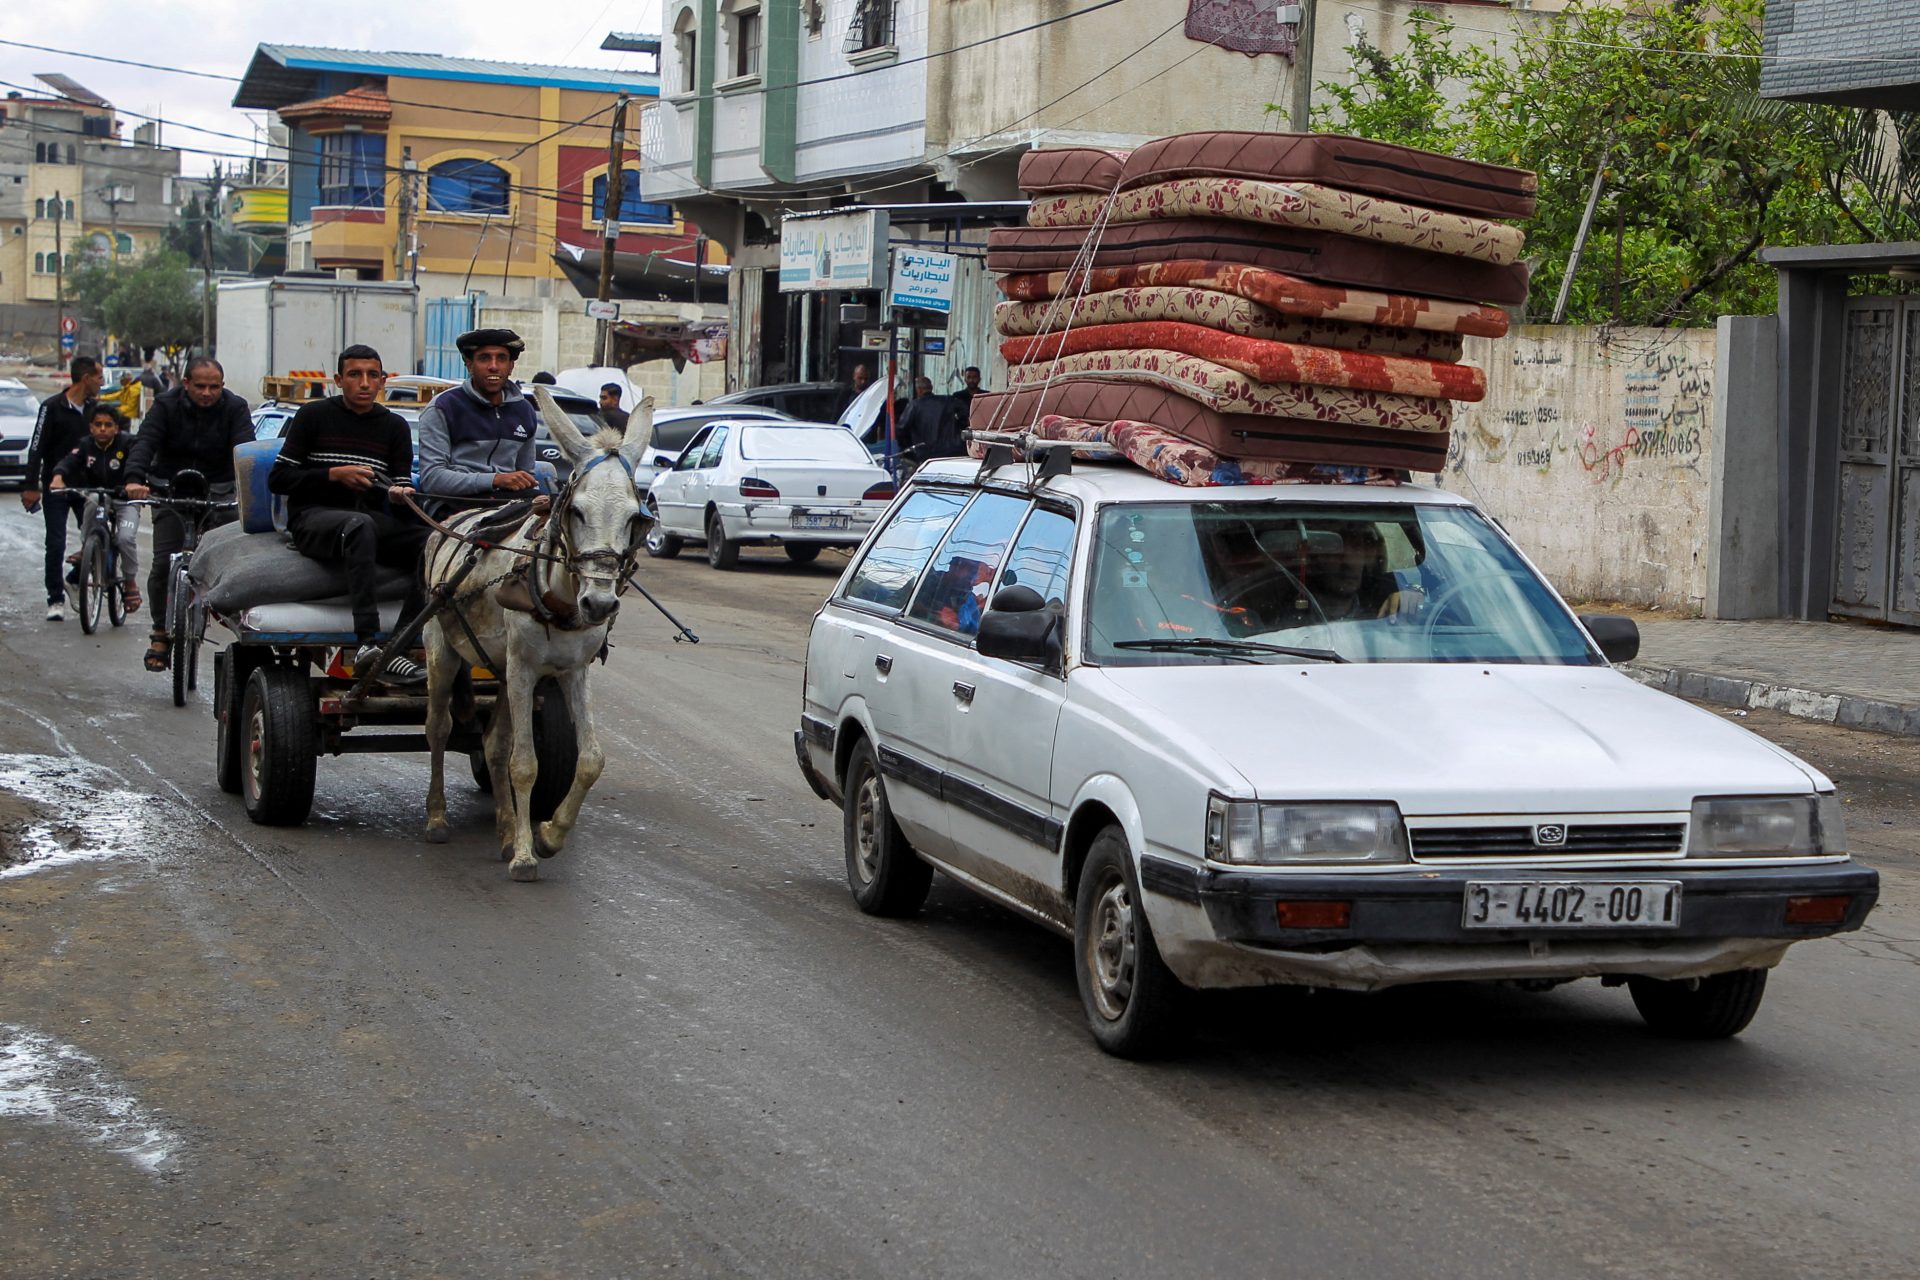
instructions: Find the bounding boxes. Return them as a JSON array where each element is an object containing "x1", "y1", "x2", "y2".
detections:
[
  {"x1": 66, "y1": 486, "x2": 134, "y2": 635},
  {"x1": 131, "y1": 469, "x2": 239, "y2": 708}
]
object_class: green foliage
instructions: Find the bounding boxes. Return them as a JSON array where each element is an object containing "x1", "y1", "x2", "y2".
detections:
[
  {"x1": 98, "y1": 251, "x2": 203, "y2": 351},
  {"x1": 1305, "y1": 0, "x2": 1862, "y2": 326}
]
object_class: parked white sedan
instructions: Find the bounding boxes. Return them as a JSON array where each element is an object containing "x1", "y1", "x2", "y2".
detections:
[{"x1": 646, "y1": 420, "x2": 897, "y2": 568}]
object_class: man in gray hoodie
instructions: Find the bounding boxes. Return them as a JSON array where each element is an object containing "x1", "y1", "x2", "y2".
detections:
[{"x1": 417, "y1": 328, "x2": 540, "y2": 514}]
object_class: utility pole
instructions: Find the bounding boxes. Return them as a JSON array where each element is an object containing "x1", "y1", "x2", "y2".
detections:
[
  {"x1": 200, "y1": 178, "x2": 217, "y2": 355},
  {"x1": 99, "y1": 183, "x2": 126, "y2": 268},
  {"x1": 594, "y1": 95, "x2": 631, "y2": 367},
  {"x1": 52, "y1": 190, "x2": 65, "y2": 361},
  {"x1": 1289, "y1": 0, "x2": 1318, "y2": 132},
  {"x1": 395, "y1": 145, "x2": 416, "y2": 280}
]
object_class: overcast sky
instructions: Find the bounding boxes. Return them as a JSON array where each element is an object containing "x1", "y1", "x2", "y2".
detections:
[{"x1": 1, "y1": 0, "x2": 665, "y2": 177}]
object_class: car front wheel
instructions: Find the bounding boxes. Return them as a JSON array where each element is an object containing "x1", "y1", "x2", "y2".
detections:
[
  {"x1": 841, "y1": 739, "x2": 932, "y2": 917},
  {"x1": 1628, "y1": 969, "x2": 1768, "y2": 1039},
  {"x1": 644, "y1": 499, "x2": 681, "y2": 558},
  {"x1": 1075, "y1": 826, "x2": 1184, "y2": 1058}
]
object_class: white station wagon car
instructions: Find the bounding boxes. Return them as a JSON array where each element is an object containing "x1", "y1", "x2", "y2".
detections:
[
  {"x1": 646, "y1": 419, "x2": 896, "y2": 569},
  {"x1": 795, "y1": 452, "x2": 1879, "y2": 1057}
]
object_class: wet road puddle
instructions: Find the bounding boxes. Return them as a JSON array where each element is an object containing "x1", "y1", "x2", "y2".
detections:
[
  {"x1": 0, "y1": 1024, "x2": 182, "y2": 1173},
  {"x1": 0, "y1": 753, "x2": 167, "y2": 880}
]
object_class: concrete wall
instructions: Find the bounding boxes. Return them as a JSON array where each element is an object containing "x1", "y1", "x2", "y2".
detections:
[
  {"x1": 1706, "y1": 316, "x2": 1781, "y2": 619},
  {"x1": 1440, "y1": 326, "x2": 1719, "y2": 613},
  {"x1": 475, "y1": 294, "x2": 728, "y2": 408}
]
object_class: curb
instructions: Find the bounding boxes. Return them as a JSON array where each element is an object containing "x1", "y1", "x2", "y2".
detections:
[{"x1": 1622, "y1": 662, "x2": 1920, "y2": 738}]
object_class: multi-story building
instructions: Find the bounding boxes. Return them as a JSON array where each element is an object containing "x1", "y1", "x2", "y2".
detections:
[{"x1": 0, "y1": 75, "x2": 186, "y2": 342}]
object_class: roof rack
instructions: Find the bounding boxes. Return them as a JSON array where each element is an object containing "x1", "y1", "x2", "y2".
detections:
[{"x1": 966, "y1": 428, "x2": 1127, "y2": 481}]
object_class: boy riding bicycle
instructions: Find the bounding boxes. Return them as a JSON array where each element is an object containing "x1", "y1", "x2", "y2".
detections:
[{"x1": 47, "y1": 405, "x2": 142, "y2": 613}]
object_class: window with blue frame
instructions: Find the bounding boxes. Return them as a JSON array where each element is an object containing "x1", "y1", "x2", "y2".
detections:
[
  {"x1": 427, "y1": 159, "x2": 511, "y2": 216},
  {"x1": 591, "y1": 169, "x2": 673, "y2": 226},
  {"x1": 318, "y1": 130, "x2": 383, "y2": 207}
]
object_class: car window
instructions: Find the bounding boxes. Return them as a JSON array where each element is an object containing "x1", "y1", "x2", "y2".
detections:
[
  {"x1": 994, "y1": 506, "x2": 1076, "y2": 608},
  {"x1": 841, "y1": 488, "x2": 972, "y2": 614},
  {"x1": 905, "y1": 492, "x2": 1031, "y2": 637},
  {"x1": 740, "y1": 426, "x2": 870, "y2": 463},
  {"x1": 1084, "y1": 502, "x2": 1599, "y2": 666},
  {"x1": 673, "y1": 427, "x2": 713, "y2": 471},
  {"x1": 697, "y1": 425, "x2": 731, "y2": 468},
  {"x1": 653, "y1": 418, "x2": 713, "y2": 453}
]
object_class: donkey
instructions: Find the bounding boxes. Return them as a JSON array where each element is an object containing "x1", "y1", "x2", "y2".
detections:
[{"x1": 421, "y1": 387, "x2": 654, "y2": 880}]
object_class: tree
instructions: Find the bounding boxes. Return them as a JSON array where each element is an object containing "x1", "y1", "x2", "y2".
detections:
[
  {"x1": 100, "y1": 251, "x2": 203, "y2": 352},
  {"x1": 1306, "y1": 0, "x2": 1859, "y2": 326}
]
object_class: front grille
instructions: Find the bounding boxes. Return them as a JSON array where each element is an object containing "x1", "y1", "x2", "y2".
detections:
[{"x1": 1410, "y1": 823, "x2": 1685, "y2": 858}]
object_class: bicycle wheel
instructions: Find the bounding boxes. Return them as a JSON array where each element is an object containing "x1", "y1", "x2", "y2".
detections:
[
  {"x1": 106, "y1": 541, "x2": 126, "y2": 628},
  {"x1": 76, "y1": 530, "x2": 107, "y2": 635},
  {"x1": 169, "y1": 562, "x2": 192, "y2": 707},
  {"x1": 185, "y1": 594, "x2": 204, "y2": 691}
]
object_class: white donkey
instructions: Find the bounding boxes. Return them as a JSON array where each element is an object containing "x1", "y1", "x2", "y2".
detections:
[{"x1": 421, "y1": 387, "x2": 654, "y2": 880}]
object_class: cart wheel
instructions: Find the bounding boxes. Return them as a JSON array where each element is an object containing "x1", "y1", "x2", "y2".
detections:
[
  {"x1": 214, "y1": 651, "x2": 245, "y2": 795},
  {"x1": 168, "y1": 563, "x2": 193, "y2": 707},
  {"x1": 469, "y1": 747, "x2": 494, "y2": 794},
  {"x1": 530, "y1": 677, "x2": 577, "y2": 826},
  {"x1": 77, "y1": 531, "x2": 107, "y2": 635},
  {"x1": 241, "y1": 665, "x2": 317, "y2": 826}
]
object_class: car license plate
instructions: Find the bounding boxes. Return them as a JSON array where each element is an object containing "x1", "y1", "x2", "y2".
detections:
[
  {"x1": 791, "y1": 512, "x2": 848, "y2": 530},
  {"x1": 1462, "y1": 881, "x2": 1681, "y2": 929}
]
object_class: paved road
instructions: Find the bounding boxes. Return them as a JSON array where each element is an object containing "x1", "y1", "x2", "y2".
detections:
[{"x1": 2, "y1": 501, "x2": 1917, "y2": 1279}]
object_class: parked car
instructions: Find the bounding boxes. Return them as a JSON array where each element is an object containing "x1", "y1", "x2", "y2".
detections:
[
  {"x1": 0, "y1": 377, "x2": 40, "y2": 486},
  {"x1": 645, "y1": 420, "x2": 896, "y2": 568},
  {"x1": 709, "y1": 380, "x2": 849, "y2": 423},
  {"x1": 795, "y1": 455, "x2": 1879, "y2": 1057},
  {"x1": 532, "y1": 391, "x2": 607, "y2": 482},
  {"x1": 631, "y1": 404, "x2": 794, "y2": 489}
]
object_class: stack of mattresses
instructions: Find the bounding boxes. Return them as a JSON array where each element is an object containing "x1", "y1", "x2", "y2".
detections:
[{"x1": 969, "y1": 132, "x2": 1536, "y2": 485}]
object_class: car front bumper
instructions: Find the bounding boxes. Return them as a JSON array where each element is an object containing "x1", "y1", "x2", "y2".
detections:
[
  {"x1": 720, "y1": 502, "x2": 881, "y2": 545},
  {"x1": 1141, "y1": 858, "x2": 1879, "y2": 991}
]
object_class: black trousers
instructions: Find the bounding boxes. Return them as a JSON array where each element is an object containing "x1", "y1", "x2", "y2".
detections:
[
  {"x1": 39, "y1": 490, "x2": 73, "y2": 604},
  {"x1": 149, "y1": 503, "x2": 238, "y2": 629},
  {"x1": 288, "y1": 507, "x2": 431, "y2": 643}
]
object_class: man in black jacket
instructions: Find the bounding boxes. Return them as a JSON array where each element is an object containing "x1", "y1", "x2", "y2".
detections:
[
  {"x1": 269, "y1": 345, "x2": 429, "y2": 685},
  {"x1": 21, "y1": 355, "x2": 104, "y2": 620},
  {"x1": 895, "y1": 377, "x2": 965, "y2": 473},
  {"x1": 124, "y1": 356, "x2": 251, "y2": 670}
]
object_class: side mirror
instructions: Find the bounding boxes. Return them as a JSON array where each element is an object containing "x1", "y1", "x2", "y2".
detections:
[
  {"x1": 978, "y1": 585, "x2": 1061, "y2": 668},
  {"x1": 1579, "y1": 613, "x2": 1640, "y2": 665},
  {"x1": 653, "y1": 455, "x2": 672, "y2": 467}
]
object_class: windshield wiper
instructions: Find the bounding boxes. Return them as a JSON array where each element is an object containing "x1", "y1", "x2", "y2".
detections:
[{"x1": 1111, "y1": 638, "x2": 1347, "y2": 663}]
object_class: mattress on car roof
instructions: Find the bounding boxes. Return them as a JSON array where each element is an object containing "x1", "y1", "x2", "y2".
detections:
[
  {"x1": 1002, "y1": 351, "x2": 1453, "y2": 433},
  {"x1": 1028, "y1": 178, "x2": 1526, "y2": 266},
  {"x1": 994, "y1": 287, "x2": 1467, "y2": 361},
  {"x1": 996, "y1": 260, "x2": 1511, "y2": 338},
  {"x1": 1002, "y1": 321, "x2": 1486, "y2": 402},
  {"x1": 968, "y1": 381, "x2": 1451, "y2": 474},
  {"x1": 1113, "y1": 131, "x2": 1538, "y2": 220},
  {"x1": 1017, "y1": 145, "x2": 1131, "y2": 194},
  {"x1": 985, "y1": 221, "x2": 1530, "y2": 305},
  {"x1": 969, "y1": 414, "x2": 1410, "y2": 488}
]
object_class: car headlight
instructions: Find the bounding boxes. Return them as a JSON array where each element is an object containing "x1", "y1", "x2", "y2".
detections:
[
  {"x1": 1206, "y1": 797, "x2": 1409, "y2": 865},
  {"x1": 1687, "y1": 794, "x2": 1846, "y2": 856}
]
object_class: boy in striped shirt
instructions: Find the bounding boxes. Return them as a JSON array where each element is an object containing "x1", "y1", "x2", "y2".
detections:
[{"x1": 268, "y1": 344, "x2": 430, "y2": 684}]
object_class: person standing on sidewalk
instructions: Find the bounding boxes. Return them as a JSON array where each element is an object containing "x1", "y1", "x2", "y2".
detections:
[{"x1": 20, "y1": 356, "x2": 104, "y2": 621}]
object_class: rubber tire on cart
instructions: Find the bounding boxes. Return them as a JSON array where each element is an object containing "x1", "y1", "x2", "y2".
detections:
[
  {"x1": 468, "y1": 748, "x2": 493, "y2": 794},
  {"x1": 467, "y1": 680, "x2": 577, "y2": 823},
  {"x1": 76, "y1": 530, "x2": 108, "y2": 635},
  {"x1": 213, "y1": 651, "x2": 245, "y2": 794},
  {"x1": 706, "y1": 511, "x2": 740, "y2": 570},
  {"x1": 1628, "y1": 969, "x2": 1768, "y2": 1039},
  {"x1": 783, "y1": 543, "x2": 821, "y2": 563},
  {"x1": 241, "y1": 665, "x2": 318, "y2": 826},
  {"x1": 1075, "y1": 826, "x2": 1185, "y2": 1059},
  {"x1": 841, "y1": 738, "x2": 932, "y2": 917},
  {"x1": 644, "y1": 499, "x2": 681, "y2": 559}
]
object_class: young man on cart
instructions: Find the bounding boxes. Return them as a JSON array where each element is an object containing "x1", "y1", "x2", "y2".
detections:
[
  {"x1": 268, "y1": 345, "x2": 430, "y2": 685},
  {"x1": 416, "y1": 327, "x2": 541, "y2": 515}
]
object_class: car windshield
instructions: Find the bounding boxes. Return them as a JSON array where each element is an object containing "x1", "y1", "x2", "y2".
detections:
[
  {"x1": 1084, "y1": 501, "x2": 1599, "y2": 667},
  {"x1": 0, "y1": 391, "x2": 36, "y2": 417},
  {"x1": 739, "y1": 426, "x2": 870, "y2": 464}
]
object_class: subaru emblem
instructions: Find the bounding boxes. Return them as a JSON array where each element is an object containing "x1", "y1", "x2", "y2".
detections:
[{"x1": 1534, "y1": 823, "x2": 1567, "y2": 847}]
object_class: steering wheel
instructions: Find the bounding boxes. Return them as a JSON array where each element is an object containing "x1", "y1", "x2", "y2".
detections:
[
  {"x1": 1417, "y1": 581, "x2": 1477, "y2": 644},
  {"x1": 1217, "y1": 567, "x2": 1322, "y2": 629}
]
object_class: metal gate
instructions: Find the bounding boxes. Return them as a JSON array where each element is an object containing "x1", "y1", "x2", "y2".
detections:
[
  {"x1": 1831, "y1": 297, "x2": 1920, "y2": 624},
  {"x1": 423, "y1": 294, "x2": 477, "y2": 381}
]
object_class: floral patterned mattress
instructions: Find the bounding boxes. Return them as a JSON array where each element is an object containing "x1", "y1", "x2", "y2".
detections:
[{"x1": 966, "y1": 415, "x2": 1410, "y2": 488}]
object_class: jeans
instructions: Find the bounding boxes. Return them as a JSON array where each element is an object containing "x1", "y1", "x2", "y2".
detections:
[
  {"x1": 287, "y1": 507, "x2": 431, "y2": 643},
  {"x1": 39, "y1": 491, "x2": 72, "y2": 605},
  {"x1": 73, "y1": 494, "x2": 141, "y2": 584}
]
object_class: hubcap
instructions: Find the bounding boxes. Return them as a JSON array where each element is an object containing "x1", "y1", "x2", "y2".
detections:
[
  {"x1": 245, "y1": 706, "x2": 266, "y2": 802},
  {"x1": 1086, "y1": 871, "x2": 1138, "y2": 1022},
  {"x1": 852, "y1": 774, "x2": 881, "y2": 885}
]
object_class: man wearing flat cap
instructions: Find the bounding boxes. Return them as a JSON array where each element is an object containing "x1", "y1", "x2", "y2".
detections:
[{"x1": 418, "y1": 328, "x2": 541, "y2": 514}]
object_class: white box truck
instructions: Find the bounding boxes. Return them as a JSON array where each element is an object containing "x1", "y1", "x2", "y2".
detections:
[{"x1": 217, "y1": 277, "x2": 419, "y2": 404}]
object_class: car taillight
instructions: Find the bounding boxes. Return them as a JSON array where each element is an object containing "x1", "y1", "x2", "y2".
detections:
[
  {"x1": 863, "y1": 481, "x2": 896, "y2": 501},
  {"x1": 739, "y1": 477, "x2": 780, "y2": 498}
]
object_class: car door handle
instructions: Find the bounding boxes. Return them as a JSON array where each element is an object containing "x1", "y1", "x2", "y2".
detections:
[
  {"x1": 874, "y1": 654, "x2": 893, "y2": 675},
  {"x1": 952, "y1": 681, "x2": 975, "y2": 705}
]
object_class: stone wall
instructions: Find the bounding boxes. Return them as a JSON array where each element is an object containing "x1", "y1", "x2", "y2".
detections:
[{"x1": 1439, "y1": 325, "x2": 1720, "y2": 613}]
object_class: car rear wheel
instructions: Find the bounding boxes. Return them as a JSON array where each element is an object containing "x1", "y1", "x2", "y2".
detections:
[
  {"x1": 706, "y1": 511, "x2": 740, "y2": 570},
  {"x1": 841, "y1": 739, "x2": 932, "y2": 917},
  {"x1": 1075, "y1": 826, "x2": 1184, "y2": 1058},
  {"x1": 783, "y1": 543, "x2": 821, "y2": 563},
  {"x1": 1628, "y1": 969, "x2": 1768, "y2": 1039}
]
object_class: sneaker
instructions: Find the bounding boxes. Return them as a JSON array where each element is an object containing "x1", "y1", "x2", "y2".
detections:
[
  {"x1": 46, "y1": 603, "x2": 65, "y2": 622},
  {"x1": 353, "y1": 643, "x2": 427, "y2": 686}
]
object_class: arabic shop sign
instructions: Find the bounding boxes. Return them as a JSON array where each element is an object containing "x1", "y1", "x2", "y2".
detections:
[
  {"x1": 779, "y1": 210, "x2": 889, "y2": 292},
  {"x1": 888, "y1": 248, "x2": 959, "y2": 316}
]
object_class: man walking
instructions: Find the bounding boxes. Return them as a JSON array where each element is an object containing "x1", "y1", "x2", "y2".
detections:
[
  {"x1": 418, "y1": 328, "x2": 539, "y2": 515},
  {"x1": 895, "y1": 376, "x2": 965, "y2": 472},
  {"x1": 598, "y1": 383, "x2": 630, "y2": 433},
  {"x1": 20, "y1": 355, "x2": 104, "y2": 620}
]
